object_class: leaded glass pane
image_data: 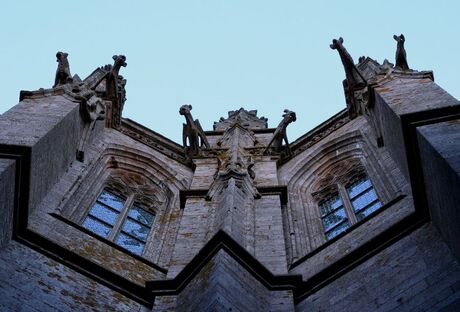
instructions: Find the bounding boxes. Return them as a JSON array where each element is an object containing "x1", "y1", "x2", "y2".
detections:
[
  {"x1": 121, "y1": 219, "x2": 150, "y2": 242},
  {"x1": 128, "y1": 206, "x2": 155, "y2": 227},
  {"x1": 322, "y1": 208, "x2": 348, "y2": 232},
  {"x1": 98, "y1": 190, "x2": 125, "y2": 211},
  {"x1": 326, "y1": 221, "x2": 349, "y2": 240},
  {"x1": 82, "y1": 216, "x2": 112, "y2": 238},
  {"x1": 88, "y1": 203, "x2": 119, "y2": 225},
  {"x1": 116, "y1": 233, "x2": 144, "y2": 255},
  {"x1": 351, "y1": 188, "x2": 378, "y2": 211},
  {"x1": 347, "y1": 178, "x2": 372, "y2": 199},
  {"x1": 319, "y1": 195, "x2": 343, "y2": 216},
  {"x1": 356, "y1": 201, "x2": 382, "y2": 221}
]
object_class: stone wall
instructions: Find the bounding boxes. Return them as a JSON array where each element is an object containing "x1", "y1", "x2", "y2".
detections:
[
  {"x1": 154, "y1": 249, "x2": 295, "y2": 312},
  {"x1": 295, "y1": 224, "x2": 460, "y2": 311},
  {"x1": 0, "y1": 159, "x2": 15, "y2": 248},
  {"x1": 0, "y1": 241, "x2": 149, "y2": 312}
]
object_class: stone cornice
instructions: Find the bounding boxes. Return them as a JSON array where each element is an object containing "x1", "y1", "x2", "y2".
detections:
[
  {"x1": 119, "y1": 118, "x2": 189, "y2": 166},
  {"x1": 280, "y1": 109, "x2": 350, "y2": 165},
  {"x1": 179, "y1": 185, "x2": 288, "y2": 209}
]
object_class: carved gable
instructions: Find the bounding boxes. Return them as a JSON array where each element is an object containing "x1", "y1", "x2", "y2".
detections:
[{"x1": 213, "y1": 108, "x2": 268, "y2": 131}]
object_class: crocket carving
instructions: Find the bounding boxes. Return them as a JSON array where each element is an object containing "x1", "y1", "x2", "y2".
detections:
[
  {"x1": 264, "y1": 109, "x2": 296, "y2": 156},
  {"x1": 179, "y1": 104, "x2": 210, "y2": 157},
  {"x1": 393, "y1": 34, "x2": 409, "y2": 70}
]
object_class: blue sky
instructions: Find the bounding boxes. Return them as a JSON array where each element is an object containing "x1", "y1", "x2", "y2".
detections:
[{"x1": 1, "y1": 1, "x2": 458, "y2": 144}]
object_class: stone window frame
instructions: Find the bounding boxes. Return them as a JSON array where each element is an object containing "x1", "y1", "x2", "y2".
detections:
[
  {"x1": 70, "y1": 167, "x2": 169, "y2": 257},
  {"x1": 312, "y1": 162, "x2": 383, "y2": 241},
  {"x1": 56, "y1": 148, "x2": 181, "y2": 266},
  {"x1": 285, "y1": 131, "x2": 402, "y2": 262},
  {"x1": 80, "y1": 181, "x2": 158, "y2": 256}
]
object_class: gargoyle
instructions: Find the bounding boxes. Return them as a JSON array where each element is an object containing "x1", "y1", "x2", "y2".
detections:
[
  {"x1": 330, "y1": 38, "x2": 366, "y2": 90},
  {"x1": 264, "y1": 109, "x2": 296, "y2": 156},
  {"x1": 393, "y1": 34, "x2": 409, "y2": 70},
  {"x1": 66, "y1": 81, "x2": 105, "y2": 162},
  {"x1": 53, "y1": 51, "x2": 73, "y2": 87},
  {"x1": 179, "y1": 104, "x2": 210, "y2": 157},
  {"x1": 330, "y1": 37, "x2": 367, "y2": 118},
  {"x1": 103, "y1": 55, "x2": 127, "y2": 129},
  {"x1": 106, "y1": 55, "x2": 127, "y2": 100}
]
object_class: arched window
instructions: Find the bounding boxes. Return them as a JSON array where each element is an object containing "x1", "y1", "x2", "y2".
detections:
[
  {"x1": 316, "y1": 171, "x2": 382, "y2": 240},
  {"x1": 82, "y1": 188, "x2": 156, "y2": 255}
]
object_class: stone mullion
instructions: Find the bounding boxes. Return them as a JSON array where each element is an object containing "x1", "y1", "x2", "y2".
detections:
[
  {"x1": 108, "y1": 193, "x2": 135, "y2": 241},
  {"x1": 338, "y1": 183, "x2": 357, "y2": 225}
]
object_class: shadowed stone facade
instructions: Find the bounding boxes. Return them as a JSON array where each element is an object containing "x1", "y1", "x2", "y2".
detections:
[{"x1": 1, "y1": 36, "x2": 460, "y2": 311}]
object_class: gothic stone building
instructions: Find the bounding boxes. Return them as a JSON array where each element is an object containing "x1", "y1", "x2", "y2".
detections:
[{"x1": 0, "y1": 37, "x2": 460, "y2": 312}]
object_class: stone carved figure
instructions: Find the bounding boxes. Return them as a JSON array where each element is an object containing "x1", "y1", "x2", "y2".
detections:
[
  {"x1": 330, "y1": 38, "x2": 366, "y2": 90},
  {"x1": 393, "y1": 34, "x2": 409, "y2": 70},
  {"x1": 106, "y1": 55, "x2": 127, "y2": 99},
  {"x1": 53, "y1": 52, "x2": 73, "y2": 87},
  {"x1": 264, "y1": 109, "x2": 297, "y2": 156},
  {"x1": 330, "y1": 37, "x2": 367, "y2": 119},
  {"x1": 66, "y1": 81, "x2": 105, "y2": 162},
  {"x1": 105, "y1": 55, "x2": 127, "y2": 129},
  {"x1": 179, "y1": 104, "x2": 210, "y2": 157}
]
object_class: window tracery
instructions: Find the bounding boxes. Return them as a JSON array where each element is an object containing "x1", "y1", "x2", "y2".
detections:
[
  {"x1": 79, "y1": 170, "x2": 167, "y2": 256},
  {"x1": 313, "y1": 161, "x2": 383, "y2": 240},
  {"x1": 82, "y1": 188, "x2": 156, "y2": 255}
]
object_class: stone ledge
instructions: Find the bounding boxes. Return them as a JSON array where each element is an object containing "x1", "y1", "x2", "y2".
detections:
[{"x1": 179, "y1": 185, "x2": 288, "y2": 209}]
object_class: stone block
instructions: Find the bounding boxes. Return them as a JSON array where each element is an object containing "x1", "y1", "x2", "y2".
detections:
[{"x1": 417, "y1": 119, "x2": 460, "y2": 261}]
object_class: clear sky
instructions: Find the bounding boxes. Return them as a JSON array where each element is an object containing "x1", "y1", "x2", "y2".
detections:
[{"x1": 1, "y1": 1, "x2": 458, "y2": 144}]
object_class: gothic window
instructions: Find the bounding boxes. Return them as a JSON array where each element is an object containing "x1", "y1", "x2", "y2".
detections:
[
  {"x1": 346, "y1": 175, "x2": 382, "y2": 221},
  {"x1": 316, "y1": 173, "x2": 382, "y2": 240},
  {"x1": 82, "y1": 188, "x2": 156, "y2": 255},
  {"x1": 319, "y1": 194, "x2": 348, "y2": 240}
]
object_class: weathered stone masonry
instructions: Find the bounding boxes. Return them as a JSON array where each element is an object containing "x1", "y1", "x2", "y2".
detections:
[{"x1": 1, "y1": 35, "x2": 460, "y2": 311}]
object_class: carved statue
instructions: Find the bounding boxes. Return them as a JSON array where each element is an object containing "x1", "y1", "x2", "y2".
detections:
[
  {"x1": 330, "y1": 38, "x2": 366, "y2": 90},
  {"x1": 104, "y1": 55, "x2": 127, "y2": 129},
  {"x1": 53, "y1": 51, "x2": 72, "y2": 87},
  {"x1": 264, "y1": 109, "x2": 296, "y2": 156},
  {"x1": 179, "y1": 104, "x2": 210, "y2": 157},
  {"x1": 393, "y1": 34, "x2": 409, "y2": 70},
  {"x1": 106, "y1": 55, "x2": 127, "y2": 99},
  {"x1": 330, "y1": 37, "x2": 367, "y2": 119}
]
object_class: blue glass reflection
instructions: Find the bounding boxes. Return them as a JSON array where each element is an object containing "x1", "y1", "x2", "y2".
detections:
[
  {"x1": 356, "y1": 201, "x2": 383, "y2": 221},
  {"x1": 319, "y1": 195, "x2": 343, "y2": 216},
  {"x1": 88, "y1": 203, "x2": 119, "y2": 225},
  {"x1": 322, "y1": 209, "x2": 347, "y2": 232},
  {"x1": 128, "y1": 206, "x2": 155, "y2": 226},
  {"x1": 116, "y1": 233, "x2": 144, "y2": 255},
  {"x1": 347, "y1": 178, "x2": 372, "y2": 198},
  {"x1": 98, "y1": 190, "x2": 125, "y2": 211},
  {"x1": 351, "y1": 189, "x2": 378, "y2": 211},
  {"x1": 122, "y1": 219, "x2": 150, "y2": 242},
  {"x1": 82, "y1": 216, "x2": 111, "y2": 238}
]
